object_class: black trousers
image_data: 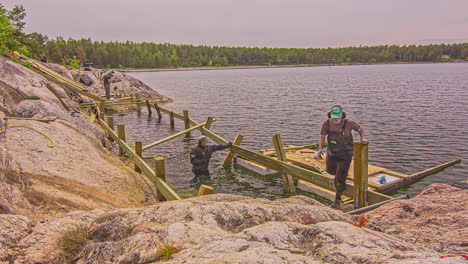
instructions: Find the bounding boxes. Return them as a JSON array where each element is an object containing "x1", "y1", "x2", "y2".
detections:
[{"x1": 326, "y1": 155, "x2": 352, "y2": 200}]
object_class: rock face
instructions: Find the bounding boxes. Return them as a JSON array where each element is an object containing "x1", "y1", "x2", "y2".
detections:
[
  {"x1": 0, "y1": 57, "x2": 157, "y2": 219},
  {"x1": 367, "y1": 183, "x2": 468, "y2": 254},
  {"x1": 70, "y1": 68, "x2": 170, "y2": 100}
]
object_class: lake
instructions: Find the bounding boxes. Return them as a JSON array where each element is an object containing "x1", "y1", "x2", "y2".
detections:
[{"x1": 110, "y1": 63, "x2": 467, "y2": 201}]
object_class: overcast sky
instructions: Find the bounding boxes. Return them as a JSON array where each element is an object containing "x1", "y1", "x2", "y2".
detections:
[{"x1": 4, "y1": 0, "x2": 468, "y2": 48}]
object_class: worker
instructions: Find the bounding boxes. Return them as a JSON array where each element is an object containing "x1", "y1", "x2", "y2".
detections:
[
  {"x1": 315, "y1": 105, "x2": 365, "y2": 208},
  {"x1": 190, "y1": 136, "x2": 232, "y2": 181},
  {"x1": 103, "y1": 71, "x2": 121, "y2": 100}
]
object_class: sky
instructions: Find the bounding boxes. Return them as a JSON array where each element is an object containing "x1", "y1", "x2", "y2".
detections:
[{"x1": 3, "y1": 0, "x2": 468, "y2": 48}]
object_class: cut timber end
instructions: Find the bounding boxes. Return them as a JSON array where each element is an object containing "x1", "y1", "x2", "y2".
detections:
[
  {"x1": 198, "y1": 185, "x2": 215, "y2": 196},
  {"x1": 235, "y1": 157, "x2": 277, "y2": 175}
]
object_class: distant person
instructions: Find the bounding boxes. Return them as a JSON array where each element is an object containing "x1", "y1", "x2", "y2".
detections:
[
  {"x1": 190, "y1": 136, "x2": 232, "y2": 181},
  {"x1": 103, "y1": 71, "x2": 121, "y2": 100},
  {"x1": 40, "y1": 55, "x2": 47, "y2": 63},
  {"x1": 315, "y1": 105, "x2": 365, "y2": 208}
]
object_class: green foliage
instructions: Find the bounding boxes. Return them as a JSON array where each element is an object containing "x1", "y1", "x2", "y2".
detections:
[
  {"x1": 370, "y1": 58, "x2": 377, "y2": 63},
  {"x1": 60, "y1": 225, "x2": 89, "y2": 261},
  {"x1": 158, "y1": 245, "x2": 183, "y2": 261},
  {"x1": 62, "y1": 56, "x2": 81, "y2": 69}
]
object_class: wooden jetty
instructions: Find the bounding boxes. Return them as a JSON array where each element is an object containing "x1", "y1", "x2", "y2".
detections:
[{"x1": 28, "y1": 60, "x2": 461, "y2": 208}]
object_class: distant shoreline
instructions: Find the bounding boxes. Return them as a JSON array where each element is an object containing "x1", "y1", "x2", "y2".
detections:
[{"x1": 118, "y1": 61, "x2": 467, "y2": 73}]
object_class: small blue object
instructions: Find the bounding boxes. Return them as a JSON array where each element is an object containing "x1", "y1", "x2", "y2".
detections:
[{"x1": 378, "y1": 175, "x2": 387, "y2": 184}]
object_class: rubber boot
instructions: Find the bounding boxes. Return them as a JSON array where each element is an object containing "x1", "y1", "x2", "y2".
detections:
[{"x1": 331, "y1": 192, "x2": 343, "y2": 209}]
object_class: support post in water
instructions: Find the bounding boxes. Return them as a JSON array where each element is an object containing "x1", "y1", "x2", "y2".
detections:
[
  {"x1": 197, "y1": 185, "x2": 214, "y2": 196},
  {"x1": 183, "y1": 110, "x2": 190, "y2": 137},
  {"x1": 135, "y1": 92, "x2": 141, "y2": 114},
  {"x1": 154, "y1": 103, "x2": 162, "y2": 123},
  {"x1": 154, "y1": 157, "x2": 166, "y2": 201},
  {"x1": 353, "y1": 142, "x2": 369, "y2": 208},
  {"x1": 273, "y1": 134, "x2": 296, "y2": 193},
  {"x1": 134, "y1": 141, "x2": 142, "y2": 173},
  {"x1": 106, "y1": 116, "x2": 114, "y2": 142},
  {"x1": 116, "y1": 123, "x2": 126, "y2": 156},
  {"x1": 202, "y1": 116, "x2": 214, "y2": 136},
  {"x1": 169, "y1": 111, "x2": 175, "y2": 129},
  {"x1": 222, "y1": 133, "x2": 244, "y2": 167},
  {"x1": 145, "y1": 100, "x2": 152, "y2": 116}
]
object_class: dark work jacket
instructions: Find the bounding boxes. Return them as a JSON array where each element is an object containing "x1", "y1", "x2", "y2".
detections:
[{"x1": 190, "y1": 144, "x2": 230, "y2": 176}]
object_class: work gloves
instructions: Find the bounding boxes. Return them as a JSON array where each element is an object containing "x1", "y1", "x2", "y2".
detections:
[{"x1": 314, "y1": 149, "x2": 324, "y2": 159}]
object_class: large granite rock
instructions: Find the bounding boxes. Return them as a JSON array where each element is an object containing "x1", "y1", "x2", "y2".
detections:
[
  {"x1": 0, "y1": 58, "x2": 157, "y2": 219},
  {"x1": 367, "y1": 183, "x2": 468, "y2": 254}
]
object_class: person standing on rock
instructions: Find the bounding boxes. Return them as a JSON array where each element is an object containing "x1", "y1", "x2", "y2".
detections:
[
  {"x1": 315, "y1": 105, "x2": 365, "y2": 208},
  {"x1": 103, "y1": 71, "x2": 121, "y2": 100},
  {"x1": 190, "y1": 136, "x2": 232, "y2": 182}
]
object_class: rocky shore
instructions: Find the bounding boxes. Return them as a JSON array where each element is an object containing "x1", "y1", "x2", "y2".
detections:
[{"x1": 0, "y1": 58, "x2": 466, "y2": 263}]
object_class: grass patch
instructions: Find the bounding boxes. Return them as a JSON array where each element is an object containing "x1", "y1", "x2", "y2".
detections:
[
  {"x1": 60, "y1": 225, "x2": 89, "y2": 262},
  {"x1": 158, "y1": 245, "x2": 183, "y2": 261}
]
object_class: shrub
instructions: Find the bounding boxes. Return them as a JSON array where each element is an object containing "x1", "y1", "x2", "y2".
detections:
[
  {"x1": 158, "y1": 245, "x2": 183, "y2": 261},
  {"x1": 60, "y1": 225, "x2": 89, "y2": 261}
]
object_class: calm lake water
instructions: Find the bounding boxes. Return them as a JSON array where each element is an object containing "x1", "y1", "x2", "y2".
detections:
[{"x1": 110, "y1": 63, "x2": 467, "y2": 201}]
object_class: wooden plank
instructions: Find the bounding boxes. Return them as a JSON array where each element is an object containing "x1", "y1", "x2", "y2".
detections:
[
  {"x1": 44, "y1": 83, "x2": 70, "y2": 111},
  {"x1": 273, "y1": 134, "x2": 295, "y2": 193},
  {"x1": 377, "y1": 159, "x2": 461, "y2": 193},
  {"x1": 154, "y1": 157, "x2": 167, "y2": 201},
  {"x1": 205, "y1": 117, "x2": 214, "y2": 130},
  {"x1": 135, "y1": 141, "x2": 142, "y2": 173},
  {"x1": 197, "y1": 185, "x2": 215, "y2": 196},
  {"x1": 222, "y1": 133, "x2": 243, "y2": 167},
  {"x1": 142, "y1": 122, "x2": 209, "y2": 150},
  {"x1": 98, "y1": 119, "x2": 181, "y2": 200},
  {"x1": 183, "y1": 110, "x2": 190, "y2": 138}
]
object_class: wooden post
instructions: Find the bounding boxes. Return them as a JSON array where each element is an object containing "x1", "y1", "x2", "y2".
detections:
[
  {"x1": 145, "y1": 100, "x2": 152, "y2": 116},
  {"x1": 169, "y1": 111, "x2": 175, "y2": 129},
  {"x1": 202, "y1": 116, "x2": 214, "y2": 136},
  {"x1": 154, "y1": 103, "x2": 162, "y2": 123},
  {"x1": 106, "y1": 116, "x2": 114, "y2": 142},
  {"x1": 98, "y1": 101, "x2": 105, "y2": 120},
  {"x1": 222, "y1": 133, "x2": 243, "y2": 167},
  {"x1": 134, "y1": 141, "x2": 142, "y2": 173},
  {"x1": 353, "y1": 142, "x2": 368, "y2": 208},
  {"x1": 197, "y1": 185, "x2": 214, "y2": 196},
  {"x1": 183, "y1": 110, "x2": 190, "y2": 137},
  {"x1": 154, "y1": 157, "x2": 166, "y2": 201},
  {"x1": 135, "y1": 92, "x2": 141, "y2": 114},
  {"x1": 273, "y1": 134, "x2": 296, "y2": 193},
  {"x1": 117, "y1": 124, "x2": 126, "y2": 156}
]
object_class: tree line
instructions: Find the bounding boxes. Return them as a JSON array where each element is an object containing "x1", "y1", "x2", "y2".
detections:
[{"x1": 2, "y1": 4, "x2": 467, "y2": 69}]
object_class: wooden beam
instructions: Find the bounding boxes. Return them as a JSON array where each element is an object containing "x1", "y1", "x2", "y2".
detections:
[
  {"x1": 222, "y1": 133, "x2": 243, "y2": 167},
  {"x1": 106, "y1": 116, "x2": 114, "y2": 142},
  {"x1": 353, "y1": 142, "x2": 369, "y2": 207},
  {"x1": 378, "y1": 159, "x2": 461, "y2": 193},
  {"x1": 44, "y1": 83, "x2": 70, "y2": 111},
  {"x1": 116, "y1": 124, "x2": 126, "y2": 156},
  {"x1": 183, "y1": 110, "x2": 190, "y2": 138},
  {"x1": 135, "y1": 141, "x2": 142, "y2": 173},
  {"x1": 197, "y1": 185, "x2": 214, "y2": 196},
  {"x1": 142, "y1": 121, "x2": 209, "y2": 151},
  {"x1": 229, "y1": 144, "x2": 391, "y2": 204},
  {"x1": 154, "y1": 157, "x2": 167, "y2": 201},
  {"x1": 145, "y1": 100, "x2": 152, "y2": 115},
  {"x1": 205, "y1": 117, "x2": 214, "y2": 130},
  {"x1": 169, "y1": 111, "x2": 175, "y2": 129},
  {"x1": 98, "y1": 101, "x2": 105, "y2": 120},
  {"x1": 273, "y1": 134, "x2": 296, "y2": 193},
  {"x1": 98, "y1": 119, "x2": 181, "y2": 200},
  {"x1": 154, "y1": 103, "x2": 162, "y2": 123}
]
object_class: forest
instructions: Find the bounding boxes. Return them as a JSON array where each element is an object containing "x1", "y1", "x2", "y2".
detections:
[{"x1": 2, "y1": 4, "x2": 467, "y2": 69}]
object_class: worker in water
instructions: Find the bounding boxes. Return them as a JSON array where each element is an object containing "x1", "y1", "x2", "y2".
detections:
[
  {"x1": 103, "y1": 71, "x2": 121, "y2": 100},
  {"x1": 315, "y1": 105, "x2": 365, "y2": 208},
  {"x1": 190, "y1": 136, "x2": 232, "y2": 180}
]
